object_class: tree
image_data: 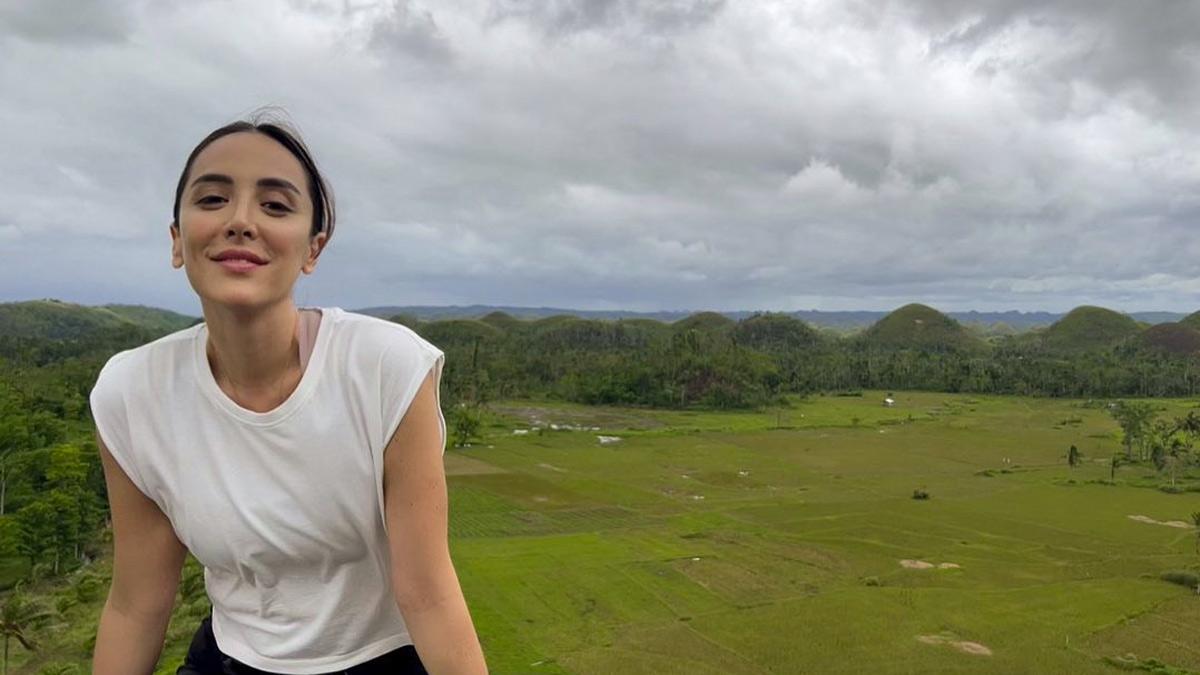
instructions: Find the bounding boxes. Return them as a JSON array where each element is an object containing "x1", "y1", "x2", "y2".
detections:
[
  {"x1": 1175, "y1": 410, "x2": 1200, "y2": 437},
  {"x1": 43, "y1": 490, "x2": 82, "y2": 575},
  {"x1": 1067, "y1": 444, "x2": 1082, "y2": 468},
  {"x1": 0, "y1": 408, "x2": 31, "y2": 517},
  {"x1": 0, "y1": 395, "x2": 67, "y2": 515},
  {"x1": 449, "y1": 404, "x2": 482, "y2": 449},
  {"x1": 1109, "y1": 401, "x2": 1155, "y2": 461},
  {"x1": 0, "y1": 583, "x2": 55, "y2": 675},
  {"x1": 1146, "y1": 420, "x2": 1190, "y2": 487},
  {"x1": 14, "y1": 500, "x2": 55, "y2": 569}
]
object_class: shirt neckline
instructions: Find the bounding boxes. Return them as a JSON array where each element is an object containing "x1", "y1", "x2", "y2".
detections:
[{"x1": 193, "y1": 306, "x2": 340, "y2": 426}]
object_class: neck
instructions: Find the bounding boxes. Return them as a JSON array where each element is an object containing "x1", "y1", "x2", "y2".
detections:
[{"x1": 201, "y1": 299, "x2": 300, "y2": 393}]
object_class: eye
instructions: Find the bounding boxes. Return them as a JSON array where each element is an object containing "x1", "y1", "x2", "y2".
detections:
[
  {"x1": 196, "y1": 195, "x2": 226, "y2": 206},
  {"x1": 263, "y1": 201, "x2": 293, "y2": 214}
]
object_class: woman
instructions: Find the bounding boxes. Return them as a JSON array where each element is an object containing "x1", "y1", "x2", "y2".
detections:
[{"x1": 89, "y1": 114, "x2": 488, "y2": 674}]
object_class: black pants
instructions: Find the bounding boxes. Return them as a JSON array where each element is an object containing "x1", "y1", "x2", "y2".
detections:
[{"x1": 177, "y1": 615, "x2": 428, "y2": 675}]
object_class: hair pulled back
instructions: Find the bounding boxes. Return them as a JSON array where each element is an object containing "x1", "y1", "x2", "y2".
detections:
[{"x1": 172, "y1": 110, "x2": 336, "y2": 242}]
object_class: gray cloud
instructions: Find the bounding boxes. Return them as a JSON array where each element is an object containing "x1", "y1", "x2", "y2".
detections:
[
  {"x1": 914, "y1": 0, "x2": 1200, "y2": 118},
  {"x1": 1, "y1": 0, "x2": 1198, "y2": 315},
  {"x1": 0, "y1": 0, "x2": 134, "y2": 45},
  {"x1": 486, "y1": 0, "x2": 726, "y2": 38},
  {"x1": 366, "y1": 0, "x2": 455, "y2": 64}
]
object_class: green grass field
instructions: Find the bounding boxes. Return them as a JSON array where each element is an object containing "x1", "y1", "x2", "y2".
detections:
[
  {"x1": 7, "y1": 391, "x2": 1200, "y2": 674},
  {"x1": 454, "y1": 392, "x2": 1200, "y2": 674}
]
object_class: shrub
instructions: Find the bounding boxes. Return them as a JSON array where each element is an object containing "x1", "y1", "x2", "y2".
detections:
[
  {"x1": 450, "y1": 404, "x2": 483, "y2": 448},
  {"x1": 863, "y1": 576, "x2": 881, "y2": 586},
  {"x1": 912, "y1": 489, "x2": 930, "y2": 500},
  {"x1": 1160, "y1": 571, "x2": 1200, "y2": 589},
  {"x1": 72, "y1": 572, "x2": 103, "y2": 603}
]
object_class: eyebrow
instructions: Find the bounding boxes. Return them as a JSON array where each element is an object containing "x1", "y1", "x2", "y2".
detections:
[{"x1": 190, "y1": 173, "x2": 301, "y2": 195}]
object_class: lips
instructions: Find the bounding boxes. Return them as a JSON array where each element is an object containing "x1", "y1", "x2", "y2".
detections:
[
  {"x1": 211, "y1": 249, "x2": 267, "y2": 264},
  {"x1": 216, "y1": 258, "x2": 262, "y2": 273}
]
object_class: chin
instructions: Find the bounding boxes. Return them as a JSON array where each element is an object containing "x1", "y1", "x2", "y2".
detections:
[{"x1": 194, "y1": 285, "x2": 285, "y2": 314}]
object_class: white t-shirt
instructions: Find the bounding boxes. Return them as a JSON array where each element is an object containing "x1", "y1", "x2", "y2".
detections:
[{"x1": 89, "y1": 306, "x2": 446, "y2": 674}]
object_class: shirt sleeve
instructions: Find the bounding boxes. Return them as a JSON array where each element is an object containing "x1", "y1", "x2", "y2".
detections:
[
  {"x1": 89, "y1": 353, "x2": 155, "y2": 501},
  {"x1": 378, "y1": 333, "x2": 447, "y2": 456}
]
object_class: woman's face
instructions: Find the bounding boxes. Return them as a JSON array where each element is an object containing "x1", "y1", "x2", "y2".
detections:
[{"x1": 170, "y1": 131, "x2": 327, "y2": 312}]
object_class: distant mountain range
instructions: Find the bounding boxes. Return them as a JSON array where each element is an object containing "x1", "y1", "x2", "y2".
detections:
[
  {"x1": 0, "y1": 299, "x2": 1192, "y2": 340},
  {"x1": 355, "y1": 304, "x2": 1188, "y2": 332}
]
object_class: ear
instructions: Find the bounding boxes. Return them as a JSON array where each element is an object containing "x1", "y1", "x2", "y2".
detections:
[
  {"x1": 301, "y1": 231, "x2": 328, "y2": 275},
  {"x1": 169, "y1": 222, "x2": 184, "y2": 269}
]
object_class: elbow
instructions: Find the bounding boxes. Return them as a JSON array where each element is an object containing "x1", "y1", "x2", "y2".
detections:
[
  {"x1": 391, "y1": 566, "x2": 458, "y2": 617},
  {"x1": 106, "y1": 580, "x2": 178, "y2": 627},
  {"x1": 392, "y1": 581, "x2": 454, "y2": 617}
]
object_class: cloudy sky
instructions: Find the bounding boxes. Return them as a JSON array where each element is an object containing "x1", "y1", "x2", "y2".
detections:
[{"x1": 1, "y1": 0, "x2": 1198, "y2": 315}]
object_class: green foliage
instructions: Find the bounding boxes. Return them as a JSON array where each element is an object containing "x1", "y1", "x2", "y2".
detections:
[
  {"x1": 14, "y1": 501, "x2": 55, "y2": 569},
  {"x1": 36, "y1": 662, "x2": 81, "y2": 675},
  {"x1": 1110, "y1": 401, "x2": 1156, "y2": 460},
  {"x1": 0, "y1": 582, "x2": 56, "y2": 673},
  {"x1": 450, "y1": 404, "x2": 484, "y2": 448}
]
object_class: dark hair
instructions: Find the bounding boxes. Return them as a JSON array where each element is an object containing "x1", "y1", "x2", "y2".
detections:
[{"x1": 171, "y1": 112, "x2": 336, "y2": 242}]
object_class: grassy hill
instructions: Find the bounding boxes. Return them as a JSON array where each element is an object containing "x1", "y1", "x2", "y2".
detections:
[
  {"x1": 732, "y1": 312, "x2": 823, "y2": 352},
  {"x1": 0, "y1": 300, "x2": 195, "y2": 340},
  {"x1": 416, "y1": 318, "x2": 505, "y2": 348},
  {"x1": 1179, "y1": 310, "x2": 1200, "y2": 331},
  {"x1": 860, "y1": 304, "x2": 983, "y2": 353},
  {"x1": 1041, "y1": 306, "x2": 1142, "y2": 353},
  {"x1": 672, "y1": 311, "x2": 735, "y2": 335},
  {"x1": 100, "y1": 304, "x2": 196, "y2": 334},
  {"x1": 478, "y1": 311, "x2": 523, "y2": 333},
  {"x1": 1136, "y1": 322, "x2": 1200, "y2": 356}
]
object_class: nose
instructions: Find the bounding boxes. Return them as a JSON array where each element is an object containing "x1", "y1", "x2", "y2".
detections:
[{"x1": 224, "y1": 198, "x2": 258, "y2": 240}]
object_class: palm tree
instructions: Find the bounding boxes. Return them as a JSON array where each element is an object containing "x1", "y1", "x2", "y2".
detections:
[{"x1": 0, "y1": 584, "x2": 55, "y2": 675}]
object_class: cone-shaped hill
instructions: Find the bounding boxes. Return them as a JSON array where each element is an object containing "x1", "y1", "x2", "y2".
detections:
[
  {"x1": 413, "y1": 318, "x2": 503, "y2": 348},
  {"x1": 732, "y1": 312, "x2": 822, "y2": 352},
  {"x1": 1179, "y1": 310, "x2": 1200, "y2": 331},
  {"x1": 614, "y1": 318, "x2": 673, "y2": 342},
  {"x1": 478, "y1": 310, "x2": 522, "y2": 333},
  {"x1": 1136, "y1": 322, "x2": 1200, "y2": 356},
  {"x1": 526, "y1": 316, "x2": 658, "y2": 351},
  {"x1": 1041, "y1": 306, "x2": 1141, "y2": 352},
  {"x1": 672, "y1": 311, "x2": 735, "y2": 334},
  {"x1": 860, "y1": 304, "x2": 983, "y2": 352}
]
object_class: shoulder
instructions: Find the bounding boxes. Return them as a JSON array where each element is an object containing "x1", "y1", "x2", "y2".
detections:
[
  {"x1": 330, "y1": 308, "x2": 443, "y2": 360},
  {"x1": 92, "y1": 324, "x2": 201, "y2": 398}
]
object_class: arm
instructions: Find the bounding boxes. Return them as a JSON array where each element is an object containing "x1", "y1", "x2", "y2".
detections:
[
  {"x1": 92, "y1": 430, "x2": 189, "y2": 675},
  {"x1": 384, "y1": 370, "x2": 488, "y2": 674}
]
